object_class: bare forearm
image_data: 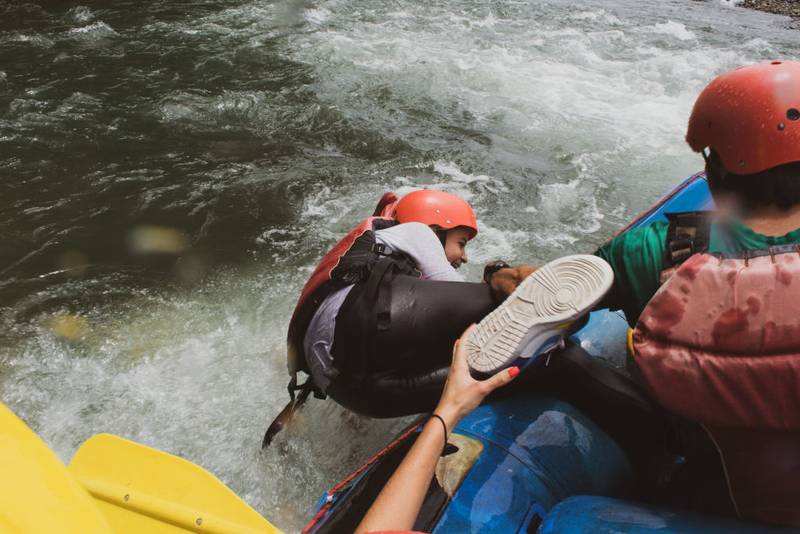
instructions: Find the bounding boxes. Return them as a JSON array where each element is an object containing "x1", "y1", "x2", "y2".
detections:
[
  {"x1": 354, "y1": 328, "x2": 517, "y2": 534},
  {"x1": 354, "y1": 417, "x2": 447, "y2": 534}
]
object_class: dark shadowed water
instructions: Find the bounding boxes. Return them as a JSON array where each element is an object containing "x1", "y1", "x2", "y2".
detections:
[{"x1": 1, "y1": 0, "x2": 798, "y2": 531}]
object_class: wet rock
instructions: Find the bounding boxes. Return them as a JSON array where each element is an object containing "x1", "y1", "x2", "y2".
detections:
[{"x1": 741, "y1": 0, "x2": 800, "y2": 18}]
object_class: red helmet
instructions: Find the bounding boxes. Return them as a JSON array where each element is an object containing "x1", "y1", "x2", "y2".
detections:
[
  {"x1": 392, "y1": 190, "x2": 478, "y2": 240},
  {"x1": 686, "y1": 60, "x2": 800, "y2": 175}
]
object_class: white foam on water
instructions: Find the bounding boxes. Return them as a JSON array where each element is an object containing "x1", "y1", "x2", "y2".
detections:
[
  {"x1": 8, "y1": 33, "x2": 55, "y2": 47},
  {"x1": 432, "y1": 161, "x2": 491, "y2": 184},
  {"x1": 67, "y1": 21, "x2": 119, "y2": 38},
  {"x1": 420, "y1": 11, "x2": 767, "y2": 209},
  {"x1": 68, "y1": 6, "x2": 95, "y2": 24},
  {"x1": 305, "y1": 7, "x2": 332, "y2": 25},
  {"x1": 653, "y1": 20, "x2": 696, "y2": 41},
  {"x1": 288, "y1": 1, "x2": 779, "y2": 237},
  {"x1": 1, "y1": 268, "x2": 316, "y2": 527},
  {"x1": 302, "y1": 185, "x2": 348, "y2": 219}
]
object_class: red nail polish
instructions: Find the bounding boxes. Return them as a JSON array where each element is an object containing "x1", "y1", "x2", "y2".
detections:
[{"x1": 507, "y1": 366, "x2": 520, "y2": 378}]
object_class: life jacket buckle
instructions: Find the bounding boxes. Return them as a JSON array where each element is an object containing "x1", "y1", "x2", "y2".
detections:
[
  {"x1": 370, "y1": 243, "x2": 389, "y2": 255},
  {"x1": 669, "y1": 233, "x2": 695, "y2": 263}
]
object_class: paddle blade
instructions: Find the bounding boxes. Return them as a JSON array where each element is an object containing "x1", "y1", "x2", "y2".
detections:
[
  {"x1": 0, "y1": 403, "x2": 114, "y2": 533},
  {"x1": 68, "y1": 434, "x2": 282, "y2": 534}
]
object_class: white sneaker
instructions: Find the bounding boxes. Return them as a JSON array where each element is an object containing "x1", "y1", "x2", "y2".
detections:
[{"x1": 466, "y1": 254, "x2": 614, "y2": 374}]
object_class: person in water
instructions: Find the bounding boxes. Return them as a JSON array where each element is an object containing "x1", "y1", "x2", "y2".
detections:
[
  {"x1": 287, "y1": 189, "x2": 611, "y2": 418},
  {"x1": 286, "y1": 189, "x2": 493, "y2": 417},
  {"x1": 470, "y1": 60, "x2": 800, "y2": 527}
]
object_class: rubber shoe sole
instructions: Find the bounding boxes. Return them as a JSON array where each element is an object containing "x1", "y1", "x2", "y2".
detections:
[{"x1": 466, "y1": 254, "x2": 614, "y2": 374}]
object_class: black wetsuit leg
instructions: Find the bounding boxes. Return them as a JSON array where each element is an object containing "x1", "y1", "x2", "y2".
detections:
[
  {"x1": 328, "y1": 276, "x2": 496, "y2": 417},
  {"x1": 368, "y1": 277, "x2": 496, "y2": 373}
]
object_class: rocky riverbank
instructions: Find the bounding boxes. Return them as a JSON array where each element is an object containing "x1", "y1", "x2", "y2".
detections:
[{"x1": 741, "y1": 0, "x2": 800, "y2": 18}]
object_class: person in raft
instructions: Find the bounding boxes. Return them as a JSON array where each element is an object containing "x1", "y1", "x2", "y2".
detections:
[
  {"x1": 286, "y1": 189, "x2": 613, "y2": 418},
  {"x1": 467, "y1": 60, "x2": 800, "y2": 528}
]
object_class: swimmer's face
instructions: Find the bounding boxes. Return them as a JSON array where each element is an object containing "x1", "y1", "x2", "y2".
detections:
[{"x1": 444, "y1": 227, "x2": 470, "y2": 269}]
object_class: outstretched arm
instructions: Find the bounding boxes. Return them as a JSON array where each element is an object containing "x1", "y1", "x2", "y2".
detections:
[{"x1": 354, "y1": 325, "x2": 519, "y2": 534}]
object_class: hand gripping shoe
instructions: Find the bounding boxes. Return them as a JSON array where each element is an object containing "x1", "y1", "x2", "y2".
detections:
[{"x1": 466, "y1": 255, "x2": 613, "y2": 374}]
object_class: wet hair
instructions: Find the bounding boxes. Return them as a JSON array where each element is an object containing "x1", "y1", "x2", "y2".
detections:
[{"x1": 704, "y1": 149, "x2": 800, "y2": 213}]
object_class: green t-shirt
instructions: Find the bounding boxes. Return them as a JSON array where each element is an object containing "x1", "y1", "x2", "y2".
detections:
[{"x1": 594, "y1": 217, "x2": 800, "y2": 327}]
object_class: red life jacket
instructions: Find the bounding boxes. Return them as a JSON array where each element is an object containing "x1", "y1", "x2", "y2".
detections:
[
  {"x1": 286, "y1": 192, "x2": 407, "y2": 393},
  {"x1": 633, "y1": 243, "x2": 800, "y2": 527}
]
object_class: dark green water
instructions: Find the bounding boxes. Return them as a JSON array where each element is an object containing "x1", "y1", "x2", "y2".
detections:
[{"x1": 1, "y1": 0, "x2": 799, "y2": 530}]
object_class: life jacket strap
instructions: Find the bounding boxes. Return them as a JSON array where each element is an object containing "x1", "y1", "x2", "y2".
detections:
[
  {"x1": 287, "y1": 214, "x2": 401, "y2": 380},
  {"x1": 331, "y1": 253, "x2": 419, "y2": 386},
  {"x1": 660, "y1": 211, "x2": 713, "y2": 283},
  {"x1": 287, "y1": 372, "x2": 325, "y2": 402},
  {"x1": 262, "y1": 375, "x2": 319, "y2": 449},
  {"x1": 287, "y1": 374, "x2": 297, "y2": 403},
  {"x1": 344, "y1": 233, "x2": 390, "y2": 256}
]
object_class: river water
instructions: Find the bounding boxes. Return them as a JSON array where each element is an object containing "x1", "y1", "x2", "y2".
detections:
[{"x1": 0, "y1": 0, "x2": 798, "y2": 531}]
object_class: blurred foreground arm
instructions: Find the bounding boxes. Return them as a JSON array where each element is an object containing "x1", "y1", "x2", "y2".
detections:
[{"x1": 354, "y1": 325, "x2": 519, "y2": 534}]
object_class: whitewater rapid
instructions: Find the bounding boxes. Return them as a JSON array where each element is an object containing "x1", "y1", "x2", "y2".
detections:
[{"x1": 1, "y1": 1, "x2": 798, "y2": 531}]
